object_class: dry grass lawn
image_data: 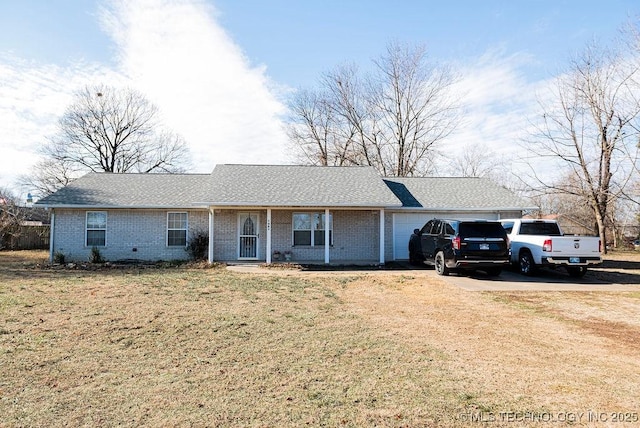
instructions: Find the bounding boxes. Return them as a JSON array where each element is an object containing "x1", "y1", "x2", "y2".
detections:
[{"x1": 1, "y1": 250, "x2": 639, "y2": 427}]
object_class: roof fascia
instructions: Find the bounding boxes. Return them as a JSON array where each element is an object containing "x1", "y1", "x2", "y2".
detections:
[
  {"x1": 388, "y1": 206, "x2": 539, "y2": 211},
  {"x1": 37, "y1": 204, "x2": 210, "y2": 210}
]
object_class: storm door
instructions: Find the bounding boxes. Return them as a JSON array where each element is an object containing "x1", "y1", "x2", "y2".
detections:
[{"x1": 238, "y1": 212, "x2": 259, "y2": 259}]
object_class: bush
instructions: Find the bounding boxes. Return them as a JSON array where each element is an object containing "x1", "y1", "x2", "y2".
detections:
[
  {"x1": 187, "y1": 231, "x2": 209, "y2": 261},
  {"x1": 53, "y1": 251, "x2": 65, "y2": 264},
  {"x1": 89, "y1": 246, "x2": 104, "y2": 263}
]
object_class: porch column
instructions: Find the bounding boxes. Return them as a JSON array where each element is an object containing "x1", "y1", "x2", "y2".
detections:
[
  {"x1": 208, "y1": 208, "x2": 214, "y2": 263},
  {"x1": 266, "y1": 208, "x2": 272, "y2": 264},
  {"x1": 379, "y1": 209, "x2": 385, "y2": 264},
  {"x1": 324, "y1": 208, "x2": 330, "y2": 264}
]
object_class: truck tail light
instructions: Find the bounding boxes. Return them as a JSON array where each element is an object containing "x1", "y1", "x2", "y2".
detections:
[
  {"x1": 543, "y1": 239, "x2": 552, "y2": 252},
  {"x1": 452, "y1": 236, "x2": 461, "y2": 250}
]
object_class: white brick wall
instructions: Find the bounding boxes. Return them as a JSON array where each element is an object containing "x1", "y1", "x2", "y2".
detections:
[{"x1": 52, "y1": 209, "x2": 208, "y2": 262}]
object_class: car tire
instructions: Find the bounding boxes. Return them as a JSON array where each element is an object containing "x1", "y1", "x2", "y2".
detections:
[
  {"x1": 567, "y1": 266, "x2": 587, "y2": 278},
  {"x1": 409, "y1": 249, "x2": 423, "y2": 266},
  {"x1": 519, "y1": 250, "x2": 536, "y2": 276},
  {"x1": 435, "y1": 251, "x2": 449, "y2": 276},
  {"x1": 484, "y1": 267, "x2": 502, "y2": 276}
]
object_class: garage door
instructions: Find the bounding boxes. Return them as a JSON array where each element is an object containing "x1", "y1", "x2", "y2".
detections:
[{"x1": 393, "y1": 212, "x2": 498, "y2": 260}]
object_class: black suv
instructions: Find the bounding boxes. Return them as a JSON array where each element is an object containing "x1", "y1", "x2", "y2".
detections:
[{"x1": 409, "y1": 219, "x2": 510, "y2": 276}]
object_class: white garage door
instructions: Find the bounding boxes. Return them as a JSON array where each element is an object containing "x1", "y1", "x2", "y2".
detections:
[{"x1": 393, "y1": 212, "x2": 498, "y2": 260}]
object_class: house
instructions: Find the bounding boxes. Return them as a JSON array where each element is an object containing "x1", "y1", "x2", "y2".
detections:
[{"x1": 36, "y1": 164, "x2": 534, "y2": 264}]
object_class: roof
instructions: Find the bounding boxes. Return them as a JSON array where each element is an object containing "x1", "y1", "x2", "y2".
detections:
[
  {"x1": 35, "y1": 167, "x2": 533, "y2": 211},
  {"x1": 207, "y1": 164, "x2": 402, "y2": 207},
  {"x1": 384, "y1": 177, "x2": 535, "y2": 210},
  {"x1": 36, "y1": 172, "x2": 212, "y2": 208}
]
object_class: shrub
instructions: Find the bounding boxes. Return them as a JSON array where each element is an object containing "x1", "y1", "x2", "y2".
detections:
[
  {"x1": 89, "y1": 246, "x2": 104, "y2": 263},
  {"x1": 53, "y1": 251, "x2": 65, "y2": 264},
  {"x1": 187, "y1": 231, "x2": 209, "y2": 261}
]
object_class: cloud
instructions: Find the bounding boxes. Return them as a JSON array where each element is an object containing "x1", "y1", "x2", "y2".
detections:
[
  {"x1": 0, "y1": 55, "x2": 119, "y2": 190},
  {"x1": 0, "y1": 0, "x2": 289, "y2": 198},
  {"x1": 445, "y1": 48, "x2": 553, "y2": 167},
  {"x1": 99, "y1": 0, "x2": 289, "y2": 173}
]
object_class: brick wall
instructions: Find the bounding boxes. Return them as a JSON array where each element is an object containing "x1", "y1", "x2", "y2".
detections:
[
  {"x1": 52, "y1": 208, "x2": 208, "y2": 262},
  {"x1": 213, "y1": 209, "x2": 383, "y2": 263}
]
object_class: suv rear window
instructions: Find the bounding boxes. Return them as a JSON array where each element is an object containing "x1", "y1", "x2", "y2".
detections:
[{"x1": 459, "y1": 222, "x2": 506, "y2": 238}]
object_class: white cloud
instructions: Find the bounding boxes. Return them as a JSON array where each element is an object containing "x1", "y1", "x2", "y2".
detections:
[
  {"x1": 0, "y1": 0, "x2": 289, "y2": 199},
  {"x1": 100, "y1": 0, "x2": 289, "y2": 173},
  {"x1": 444, "y1": 48, "x2": 554, "y2": 176},
  {"x1": 0, "y1": 55, "x2": 120, "y2": 194}
]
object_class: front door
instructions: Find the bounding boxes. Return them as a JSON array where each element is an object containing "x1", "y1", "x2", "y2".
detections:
[{"x1": 238, "y1": 212, "x2": 259, "y2": 259}]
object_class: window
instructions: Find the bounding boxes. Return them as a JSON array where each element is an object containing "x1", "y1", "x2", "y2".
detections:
[
  {"x1": 443, "y1": 222, "x2": 455, "y2": 236},
  {"x1": 420, "y1": 220, "x2": 434, "y2": 235},
  {"x1": 293, "y1": 212, "x2": 333, "y2": 246},
  {"x1": 86, "y1": 211, "x2": 107, "y2": 247},
  {"x1": 167, "y1": 212, "x2": 188, "y2": 246},
  {"x1": 501, "y1": 221, "x2": 514, "y2": 234}
]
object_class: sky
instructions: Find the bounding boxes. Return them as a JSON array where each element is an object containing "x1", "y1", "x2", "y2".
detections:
[{"x1": 1, "y1": 0, "x2": 638, "y2": 201}]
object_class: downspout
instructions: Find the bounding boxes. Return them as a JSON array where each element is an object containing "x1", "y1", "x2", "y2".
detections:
[
  {"x1": 49, "y1": 209, "x2": 55, "y2": 263},
  {"x1": 208, "y1": 208, "x2": 214, "y2": 263}
]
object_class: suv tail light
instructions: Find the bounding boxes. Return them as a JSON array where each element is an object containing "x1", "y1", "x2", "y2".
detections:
[
  {"x1": 543, "y1": 239, "x2": 552, "y2": 252},
  {"x1": 452, "y1": 236, "x2": 461, "y2": 250}
]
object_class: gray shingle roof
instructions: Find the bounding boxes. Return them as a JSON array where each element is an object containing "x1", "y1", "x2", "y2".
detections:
[
  {"x1": 384, "y1": 177, "x2": 533, "y2": 210},
  {"x1": 36, "y1": 172, "x2": 212, "y2": 208},
  {"x1": 207, "y1": 165, "x2": 402, "y2": 207},
  {"x1": 35, "y1": 167, "x2": 532, "y2": 211}
]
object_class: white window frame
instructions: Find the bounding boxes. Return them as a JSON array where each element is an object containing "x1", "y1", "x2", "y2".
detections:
[
  {"x1": 167, "y1": 212, "x2": 188, "y2": 247},
  {"x1": 292, "y1": 212, "x2": 333, "y2": 247},
  {"x1": 86, "y1": 211, "x2": 107, "y2": 247}
]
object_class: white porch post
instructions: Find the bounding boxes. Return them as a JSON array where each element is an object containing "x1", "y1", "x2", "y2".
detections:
[
  {"x1": 379, "y1": 209, "x2": 385, "y2": 264},
  {"x1": 208, "y1": 208, "x2": 214, "y2": 263},
  {"x1": 266, "y1": 208, "x2": 272, "y2": 264},
  {"x1": 324, "y1": 208, "x2": 330, "y2": 264}
]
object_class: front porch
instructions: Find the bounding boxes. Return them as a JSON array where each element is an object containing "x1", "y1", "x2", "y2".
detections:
[{"x1": 207, "y1": 207, "x2": 387, "y2": 265}]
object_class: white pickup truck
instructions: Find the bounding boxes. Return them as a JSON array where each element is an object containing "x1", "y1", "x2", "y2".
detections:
[{"x1": 500, "y1": 219, "x2": 602, "y2": 278}]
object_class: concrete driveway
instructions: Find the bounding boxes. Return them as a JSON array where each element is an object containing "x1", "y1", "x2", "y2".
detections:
[
  {"x1": 225, "y1": 260, "x2": 640, "y2": 292},
  {"x1": 437, "y1": 267, "x2": 640, "y2": 292}
]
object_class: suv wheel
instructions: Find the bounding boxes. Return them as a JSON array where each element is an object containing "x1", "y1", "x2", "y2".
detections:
[
  {"x1": 434, "y1": 251, "x2": 449, "y2": 276},
  {"x1": 519, "y1": 250, "x2": 536, "y2": 276},
  {"x1": 409, "y1": 248, "x2": 423, "y2": 266},
  {"x1": 484, "y1": 267, "x2": 502, "y2": 276}
]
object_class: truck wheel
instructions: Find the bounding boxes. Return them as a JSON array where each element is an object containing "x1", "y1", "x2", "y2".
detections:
[
  {"x1": 567, "y1": 266, "x2": 587, "y2": 278},
  {"x1": 519, "y1": 251, "x2": 536, "y2": 276},
  {"x1": 435, "y1": 251, "x2": 449, "y2": 276}
]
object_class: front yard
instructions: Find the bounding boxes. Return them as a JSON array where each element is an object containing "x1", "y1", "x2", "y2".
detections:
[{"x1": 1, "y1": 251, "x2": 639, "y2": 427}]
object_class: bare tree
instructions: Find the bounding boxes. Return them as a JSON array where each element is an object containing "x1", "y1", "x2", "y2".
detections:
[
  {"x1": 446, "y1": 143, "x2": 501, "y2": 178},
  {"x1": 0, "y1": 188, "x2": 26, "y2": 250},
  {"x1": 286, "y1": 89, "x2": 355, "y2": 166},
  {"x1": 287, "y1": 42, "x2": 460, "y2": 176},
  {"x1": 524, "y1": 42, "x2": 640, "y2": 252},
  {"x1": 23, "y1": 84, "x2": 190, "y2": 196}
]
